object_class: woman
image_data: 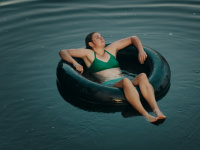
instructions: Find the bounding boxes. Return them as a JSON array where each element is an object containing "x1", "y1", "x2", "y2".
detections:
[{"x1": 59, "y1": 32, "x2": 166, "y2": 123}]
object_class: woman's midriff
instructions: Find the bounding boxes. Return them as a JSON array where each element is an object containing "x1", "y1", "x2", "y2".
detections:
[{"x1": 92, "y1": 67, "x2": 123, "y2": 83}]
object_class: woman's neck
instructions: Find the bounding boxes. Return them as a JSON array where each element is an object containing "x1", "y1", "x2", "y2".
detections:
[{"x1": 93, "y1": 48, "x2": 105, "y2": 56}]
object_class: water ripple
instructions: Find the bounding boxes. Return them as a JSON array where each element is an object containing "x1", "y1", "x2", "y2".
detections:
[
  {"x1": 1, "y1": 1, "x2": 200, "y2": 149},
  {"x1": 0, "y1": 0, "x2": 33, "y2": 6}
]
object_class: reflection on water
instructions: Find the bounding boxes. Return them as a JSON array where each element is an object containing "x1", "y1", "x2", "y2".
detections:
[
  {"x1": 0, "y1": 0, "x2": 32, "y2": 6},
  {"x1": 1, "y1": 0, "x2": 200, "y2": 149}
]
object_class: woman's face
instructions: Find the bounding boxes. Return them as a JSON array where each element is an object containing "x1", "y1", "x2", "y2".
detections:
[{"x1": 91, "y1": 32, "x2": 105, "y2": 48}]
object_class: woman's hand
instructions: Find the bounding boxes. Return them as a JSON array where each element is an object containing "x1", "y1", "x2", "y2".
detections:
[
  {"x1": 73, "y1": 62, "x2": 84, "y2": 74},
  {"x1": 138, "y1": 51, "x2": 147, "y2": 64}
]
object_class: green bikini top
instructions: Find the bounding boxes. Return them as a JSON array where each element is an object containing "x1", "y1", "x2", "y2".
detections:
[{"x1": 88, "y1": 50, "x2": 119, "y2": 73}]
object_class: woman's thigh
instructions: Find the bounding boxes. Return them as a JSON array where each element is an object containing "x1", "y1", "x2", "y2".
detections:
[
  {"x1": 113, "y1": 77, "x2": 134, "y2": 88},
  {"x1": 112, "y1": 79, "x2": 124, "y2": 88}
]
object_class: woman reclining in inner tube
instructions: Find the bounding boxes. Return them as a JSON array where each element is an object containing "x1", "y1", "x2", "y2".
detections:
[{"x1": 59, "y1": 32, "x2": 166, "y2": 124}]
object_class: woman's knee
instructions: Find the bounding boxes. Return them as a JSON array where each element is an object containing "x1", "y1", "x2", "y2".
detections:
[
  {"x1": 138, "y1": 73, "x2": 148, "y2": 83},
  {"x1": 122, "y1": 78, "x2": 132, "y2": 87}
]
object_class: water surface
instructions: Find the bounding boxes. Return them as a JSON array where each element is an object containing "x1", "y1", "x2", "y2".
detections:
[{"x1": 0, "y1": 0, "x2": 200, "y2": 149}]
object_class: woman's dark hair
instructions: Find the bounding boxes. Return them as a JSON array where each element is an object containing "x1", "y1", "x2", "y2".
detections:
[{"x1": 85, "y1": 32, "x2": 96, "y2": 49}]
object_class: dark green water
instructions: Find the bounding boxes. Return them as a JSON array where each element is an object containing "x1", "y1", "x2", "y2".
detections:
[{"x1": 1, "y1": 0, "x2": 200, "y2": 149}]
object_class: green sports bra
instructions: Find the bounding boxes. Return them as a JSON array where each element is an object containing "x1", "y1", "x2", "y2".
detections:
[{"x1": 88, "y1": 50, "x2": 119, "y2": 73}]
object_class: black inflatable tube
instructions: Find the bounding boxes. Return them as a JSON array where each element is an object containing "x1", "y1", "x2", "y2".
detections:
[{"x1": 56, "y1": 44, "x2": 171, "y2": 105}]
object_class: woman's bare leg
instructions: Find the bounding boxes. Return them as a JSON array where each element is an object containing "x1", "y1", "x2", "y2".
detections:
[
  {"x1": 132, "y1": 73, "x2": 166, "y2": 119},
  {"x1": 113, "y1": 78, "x2": 159, "y2": 123}
]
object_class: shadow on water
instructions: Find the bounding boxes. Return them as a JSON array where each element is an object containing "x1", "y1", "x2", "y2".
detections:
[{"x1": 56, "y1": 80, "x2": 170, "y2": 119}]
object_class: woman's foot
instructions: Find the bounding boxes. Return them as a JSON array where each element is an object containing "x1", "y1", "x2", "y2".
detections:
[
  {"x1": 144, "y1": 113, "x2": 159, "y2": 123},
  {"x1": 154, "y1": 109, "x2": 166, "y2": 120}
]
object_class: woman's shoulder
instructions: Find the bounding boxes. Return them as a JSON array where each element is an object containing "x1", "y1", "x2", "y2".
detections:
[
  {"x1": 64, "y1": 48, "x2": 94, "y2": 60},
  {"x1": 84, "y1": 48, "x2": 95, "y2": 57},
  {"x1": 81, "y1": 48, "x2": 95, "y2": 62},
  {"x1": 104, "y1": 44, "x2": 117, "y2": 57}
]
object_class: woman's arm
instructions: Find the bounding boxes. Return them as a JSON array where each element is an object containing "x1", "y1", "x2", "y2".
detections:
[
  {"x1": 107, "y1": 36, "x2": 147, "y2": 64},
  {"x1": 59, "y1": 48, "x2": 89, "y2": 74}
]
